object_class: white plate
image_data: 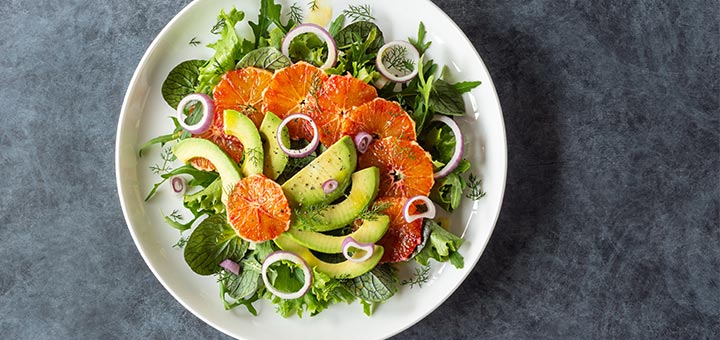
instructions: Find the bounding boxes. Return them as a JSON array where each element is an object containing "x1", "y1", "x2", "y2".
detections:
[{"x1": 116, "y1": 0, "x2": 506, "y2": 339}]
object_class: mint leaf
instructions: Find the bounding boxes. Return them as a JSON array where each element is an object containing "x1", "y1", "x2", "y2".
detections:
[
  {"x1": 161, "y1": 59, "x2": 206, "y2": 109},
  {"x1": 452, "y1": 80, "x2": 481, "y2": 94},
  {"x1": 221, "y1": 256, "x2": 262, "y2": 300},
  {"x1": 429, "y1": 79, "x2": 465, "y2": 116},
  {"x1": 344, "y1": 264, "x2": 398, "y2": 302},
  {"x1": 183, "y1": 214, "x2": 249, "y2": 275},
  {"x1": 236, "y1": 47, "x2": 292, "y2": 71}
]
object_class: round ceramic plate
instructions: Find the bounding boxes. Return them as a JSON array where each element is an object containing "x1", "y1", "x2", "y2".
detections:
[{"x1": 116, "y1": 0, "x2": 506, "y2": 339}]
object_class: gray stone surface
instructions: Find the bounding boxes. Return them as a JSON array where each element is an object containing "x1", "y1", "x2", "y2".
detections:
[{"x1": 0, "y1": 0, "x2": 717, "y2": 339}]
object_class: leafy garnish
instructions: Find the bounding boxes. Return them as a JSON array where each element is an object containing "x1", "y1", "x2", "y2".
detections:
[
  {"x1": 465, "y1": 173, "x2": 486, "y2": 200},
  {"x1": 401, "y1": 265, "x2": 431, "y2": 288},
  {"x1": 145, "y1": 164, "x2": 219, "y2": 201},
  {"x1": 409, "y1": 22, "x2": 431, "y2": 55},
  {"x1": 429, "y1": 79, "x2": 466, "y2": 116},
  {"x1": 183, "y1": 214, "x2": 249, "y2": 275},
  {"x1": 344, "y1": 265, "x2": 398, "y2": 303},
  {"x1": 173, "y1": 235, "x2": 189, "y2": 249},
  {"x1": 150, "y1": 147, "x2": 176, "y2": 175},
  {"x1": 414, "y1": 220, "x2": 464, "y2": 269},
  {"x1": 196, "y1": 8, "x2": 247, "y2": 94},
  {"x1": 307, "y1": 0, "x2": 319, "y2": 11},
  {"x1": 342, "y1": 4, "x2": 374, "y2": 22},
  {"x1": 161, "y1": 59, "x2": 206, "y2": 109},
  {"x1": 183, "y1": 177, "x2": 225, "y2": 216},
  {"x1": 381, "y1": 45, "x2": 415, "y2": 74},
  {"x1": 250, "y1": 0, "x2": 293, "y2": 49},
  {"x1": 236, "y1": 47, "x2": 292, "y2": 71},
  {"x1": 327, "y1": 14, "x2": 345, "y2": 36},
  {"x1": 188, "y1": 37, "x2": 201, "y2": 46},
  {"x1": 452, "y1": 81, "x2": 482, "y2": 94},
  {"x1": 288, "y1": 2, "x2": 304, "y2": 24},
  {"x1": 358, "y1": 201, "x2": 392, "y2": 222}
]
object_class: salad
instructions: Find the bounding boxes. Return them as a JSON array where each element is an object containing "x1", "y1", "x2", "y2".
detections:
[{"x1": 140, "y1": 0, "x2": 485, "y2": 318}]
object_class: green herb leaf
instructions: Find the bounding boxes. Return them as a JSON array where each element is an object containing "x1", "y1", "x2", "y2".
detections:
[
  {"x1": 429, "y1": 172, "x2": 464, "y2": 212},
  {"x1": 452, "y1": 81, "x2": 481, "y2": 94},
  {"x1": 288, "y1": 32, "x2": 329, "y2": 67},
  {"x1": 328, "y1": 14, "x2": 346, "y2": 36},
  {"x1": 409, "y1": 22, "x2": 431, "y2": 55},
  {"x1": 343, "y1": 264, "x2": 398, "y2": 302},
  {"x1": 161, "y1": 59, "x2": 206, "y2": 109},
  {"x1": 250, "y1": 0, "x2": 292, "y2": 48},
  {"x1": 221, "y1": 256, "x2": 263, "y2": 300},
  {"x1": 414, "y1": 220, "x2": 464, "y2": 268},
  {"x1": 342, "y1": 4, "x2": 374, "y2": 22},
  {"x1": 183, "y1": 214, "x2": 249, "y2": 275},
  {"x1": 334, "y1": 21, "x2": 384, "y2": 53},
  {"x1": 429, "y1": 79, "x2": 466, "y2": 116},
  {"x1": 145, "y1": 164, "x2": 218, "y2": 201},
  {"x1": 183, "y1": 177, "x2": 225, "y2": 217},
  {"x1": 196, "y1": 8, "x2": 247, "y2": 94},
  {"x1": 236, "y1": 47, "x2": 292, "y2": 71}
]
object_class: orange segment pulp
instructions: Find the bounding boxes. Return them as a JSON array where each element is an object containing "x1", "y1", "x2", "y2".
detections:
[
  {"x1": 342, "y1": 98, "x2": 417, "y2": 142},
  {"x1": 227, "y1": 174, "x2": 291, "y2": 242},
  {"x1": 374, "y1": 197, "x2": 423, "y2": 263},
  {"x1": 312, "y1": 74, "x2": 378, "y2": 146},
  {"x1": 358, "y1": 137, "x2": 435, "y2": 198}
]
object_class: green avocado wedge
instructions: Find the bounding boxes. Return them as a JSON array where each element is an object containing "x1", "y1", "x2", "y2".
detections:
[
  {"x1": 173, "y1": 138, "x2": 241, "y2": 202},
  {"x1": 287, "y1": 215, "x2": 390, "y2": 254},
  {"x1": 223, "y1": 110, "x2": 264, "y2": 177},
  {"x1": 258, "y1": 112, "x2": 290, "y2": 180},
  {"x1": 281, "y1": 136, "x2": 357, "y2": 207},
  {"x1": 293, "y1": 167, "x2": 380, "y2": 232},
  {"x1": 274, "y1": 234, "x2": 383, "y2": 279}
]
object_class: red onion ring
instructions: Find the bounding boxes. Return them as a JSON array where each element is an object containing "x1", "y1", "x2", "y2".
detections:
[
  {"x1": 376, "y1": 40, "x2": 420, "y2": 83},
  {"x1": 431, "y1": 115, "x2": 464, "y2": 179},
  {"x1": 353, "y1": 132, "x2": 373, "y2": 154},
  {"x1": 341, "y1": 237, "x2": 375, "y2": 263},
  {"x1": 261, "y1": 251, "x2": 313, "y2": 300},
  {"x1": 281, "y1": 23, "x2": 338, "y2": 70},
  {"x1": 176, "y1": 93, "x2": 214, "y2": 134},
  {"x1": 277, "y1": 114, "x2": 319, "y2": 158},
  {"x1": 322, "y1": 179, "x2": 338, "y2": 194},
  {"x1": 170, "y1": 176, "x2": 185, "y2": 194},
  {"x1": 403, "y1": 195, "x2": 437, "y2": 223},
  {"x1": 219, "y1": 259, "x2": 240, "y2": 275}
]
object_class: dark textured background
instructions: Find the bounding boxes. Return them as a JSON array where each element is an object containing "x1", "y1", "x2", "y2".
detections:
[{"x1": 1, "y1": 0, "x2": 718, "y2": 339}]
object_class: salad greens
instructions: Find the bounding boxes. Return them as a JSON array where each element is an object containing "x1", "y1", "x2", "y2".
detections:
[{"x1": 141, "y1": 0, "x2": 486, "y2": 318}]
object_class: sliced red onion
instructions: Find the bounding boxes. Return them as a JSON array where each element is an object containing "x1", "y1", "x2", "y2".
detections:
[
  {"x1": 277, "y1": 114, "x2": 319, "y2": 158},
  {"x1": 341, "y1": 237, "x2": 375, "y2": 263},
  {"x1": 403, "y1": 195, "x2": 437, "y2": 223},
  {"x1": 322, "y1": 179, "x2": 338, "y2": 194},
  {"x1": 353, "y1": 132, "x2": 373, "y2": 154},
  {"x1": 261, "y1": 251, "x2": 313, "y2": 300},
  {"x1": 176, "y1": 93, "x2": 214, "y2": 134},
  {"x1": 171, "y1": 176, "x2": 186, "y2": 194},
  {"x1": 281, "y1": 23, "x2": 338, "y2": 70},
  {"x1": 376, "y1": 41, "x2": 421, "y2": 83},
  {"x1": 219, "y1": 259, "x2": 240, "y2": 275},
  {"x1": 431, "y1": 115, "x2": 464, "y2": 179}
]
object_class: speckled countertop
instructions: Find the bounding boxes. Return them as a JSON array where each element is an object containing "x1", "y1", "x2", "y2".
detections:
[{"x1": 0, "y1": 0, "x2": 717, "y2": 339}]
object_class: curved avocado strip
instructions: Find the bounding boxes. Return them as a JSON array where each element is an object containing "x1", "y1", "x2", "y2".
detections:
[
  {"x1": 173, "y1": 138, "x2": 241, "y2": 202},
  {"x1": 274, "y1": 234, "x2": 383, "y2": 279},
  {"x1": 287, "y1": 215, "x2": 390, "y2": 254},
  {"x1": 282, "y1": 136, "x2": 357, "y2": 207},
  {"x1": 223, "y1": 109, "x2": 264, "y2": 177},
  {"x1": 294, "y1": 167, "x2": 379, "y2": 232},
  {"x1": 258, "y1": 112, "x2": 290, "y2": 180}
]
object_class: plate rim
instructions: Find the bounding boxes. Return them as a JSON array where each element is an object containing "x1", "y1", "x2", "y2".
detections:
[{"x1": 115, "y1": 0, "x2": 507, "y2": 338}]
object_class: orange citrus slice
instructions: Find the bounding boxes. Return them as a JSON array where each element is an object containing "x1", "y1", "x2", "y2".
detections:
[
  {"x1": 374, "y1": 197, "x2": 423, "y2": 263},
  {"x1": 358, "y1": 137, "x2": 434, "y2": 198},
  {"x1": 312, "y1": 74, "x2": 377, "y2": 146},
  {"x1": 227, "y1": 174, "x2": 291, "y2": 242},
  {"x1": 341, "y1": 98, "x2": 417, "y2": 142},
  {"x1": 262, "y1": 61, "x2": 329, "y2": 140},
  {"x1": 189, "y1": 111, "x2": 244, "y2": 171}
]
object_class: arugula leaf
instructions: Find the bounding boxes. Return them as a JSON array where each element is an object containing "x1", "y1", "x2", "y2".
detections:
[
  {"x1": 249, "y1": 0, "x2": 292, "y2": 48},
  {"x1": 145, "y1": 165, "x2": 219, "y2": 201},
  {"x1": 409, "y1": 22, "x2": 431, "y2": 55},
  {"x1": 183, "y1": 177, "x2": 225, "y2": 216},
  {"x1": 414, "y1": 220, "x2": 464, "y2": 268},
  {"x1": 328, "y1": 14, "x2": 345, "y2": 36},
  {"x1": 236, "y1": 47, "x2": 292, "y2": 71},
  {"x1": 430, "y1": 79, "x2": 466, "y2": 116},
  {"x1": 343, "y1": 264, "x2": 398, "y2": 303},
  {"x1": 161, "y1": 59, "x2": 206, "y2": 109},
  {"x1": 138, "y1": 132, "x2": 181, "y2": 158},
  {"x1": 452, "y1": 80, "x2": 481, "y2": 94},
  {"x1": 183, "y1": 214, "x2": 249, "y2": 275},
  {"x1": 196, "y1": 8, "x2": 247, "y2": 94}
]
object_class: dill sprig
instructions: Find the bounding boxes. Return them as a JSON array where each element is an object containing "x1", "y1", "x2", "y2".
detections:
[
  {"x1": 296, "y1": 202, "x2": 331, "y2": 226},
  {"x1": 167, "y1": 209, "x2": 183, "y2": 221},
  {"x1": 465, "y1": 173, "x2": 486, "y2": 200},
  {"x1": 150, "y1": 147, "x2": 176, "y2": 175},
  {"x1": 358, "y1": 201, "x2": 392, "y2": 221},
  {"x1": 382, "y1": 46, "x2": 415, "y2": 74},
  {"x1": 189, "y1": 37, "x2": 201, "y2": 46},
  {"x1": 211, "y1": 18, "x2": 226, "y2": 34},
  {"x1": 401, "y1": 265, "x2": 431, "y2": 288},
  {"x1": 172, "y1": 235, "x2": 189, "y2": 249},
  {"x1": 288, "y1": 2, "x2": 304, "y2": 24},
  {"x1": 342, "y1": 4, "x2": 374, "y2": 22},
  {"x1": 245, "y1": 147, "x2": 263, "y2": 168},
  {"x1": 307, "y1": 0, "x2": 319, "y2": 11}
]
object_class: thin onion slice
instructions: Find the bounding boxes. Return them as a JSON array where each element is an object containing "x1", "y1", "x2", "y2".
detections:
[
  {"x1": 431, "y1": 115, "x2": 464, "y2": 179},
  {"x1": 353, "y1": 132, "x2": 373, "y2": 154},
  {"x1": 281, "y1": 23, "x2": 338, "y2": 70},
  {"x1": 261, "y1": 251, "x2": 313, "y2": 300},
  {"x1": 341, "y1": 237, "x2": 375, "y2": 263},
  {"x1": 171, "y1": 176, "x2": 186, "y2": 194},
  {"x1": 376, "y1": 41, "x2": 421, "y2": 83},
  {"x1": 277, "y1": 114, "x2": 319, "y2": 158},
  {"x1": 176, "y1": 93, "x2": 214, "y2": 134},
  {"x1": 322, "y1": 179, "x2": 338, "y2": 194},
  {"x1": 403, "y1": 195, "x2": 437, "y2": 223},
  {"x1": 219, "y1": 259, "x2": 240, "y2": 275}
]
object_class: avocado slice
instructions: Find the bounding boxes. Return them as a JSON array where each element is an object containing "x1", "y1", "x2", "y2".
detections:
[
  {"x1": 258, "y1": 112, "x2": 290, "y2": 180},
  {"x1": 282, "y1": 136, "x2": 357, "y2": 206},
  {"x1": 223, "y1": 110, "x2": 264, "y2": 177},
  {"x1": 287, "y1": 215, "x2": 390, "y2": 253},
  {"x1": 293, "y1": 167, "x2": 380, "y2": 232},
  {"x1": 274, "y1": 234, "x2": 383, "y2": 279},
  {"x1": 173, "y1": 138, "x2": 241, "y2": 201}
]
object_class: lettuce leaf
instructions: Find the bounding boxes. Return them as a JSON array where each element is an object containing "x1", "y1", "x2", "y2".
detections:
[
  {"x1": 414, "y1": 220, "x2": 465, "y2": 269},
  {"x1": 267, "y1": 268, "x2": 354, "y2": 318},
  {"x1": 195, "y1": 8, "x2": 247, "y2": 94}
]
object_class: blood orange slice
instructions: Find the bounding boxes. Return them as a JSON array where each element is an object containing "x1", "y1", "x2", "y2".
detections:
[
  {"x1": 189, "y1": 111, "x2": 244, "y2": 171},
  {"x1": 312, "y1": 74, "x2": 377, "y2": 146},
  {"x1": 262, "y1": 62, "x2": 328, "y2": 140},
  {"x1": 358, "y1": 137, "x2": 434, "y2": 198},
  {"x1": 374, "y1": 197, "x2": 423, "y2": 263},
  {"x1": 227, "y1": 174, "x2": 291, "y2": 242},
  {"x1": 341, "y1": 98, "x2": 417, "y2": 142}
]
